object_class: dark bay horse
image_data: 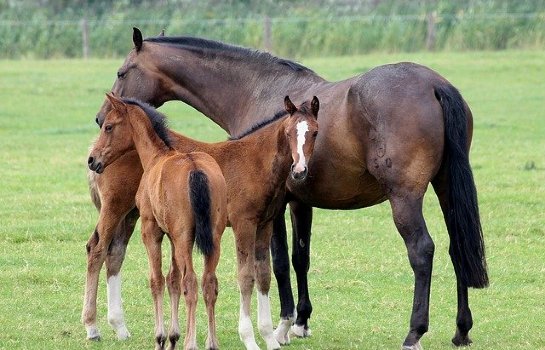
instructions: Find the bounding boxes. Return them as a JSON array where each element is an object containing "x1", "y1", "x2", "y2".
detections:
[
  {"x1": 86, "y1": 94, "x2": 320, "y2": 349},
  {"x1": 87, "y1": 28, "x2": 488, "y2": 349},
  {"x1": 89, "y1": 93, "x2": 228, "y2": 350}
]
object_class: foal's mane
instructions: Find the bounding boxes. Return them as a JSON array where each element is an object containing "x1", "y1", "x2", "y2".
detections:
[
  {"x1": 145, "y1": 35, "x2": 316, "y2": 74},
  {"x1": 122, "y1": 98, "x2": 172, "y2": 148},
  {"x1": 230, "y1": 100, "x2": 315, "y2": 140}
]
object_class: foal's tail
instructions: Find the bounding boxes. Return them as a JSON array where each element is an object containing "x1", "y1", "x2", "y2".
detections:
[
  {"x1": 435, "y1": 84, "x2": 489, "y2": 289},
  {"x1": 188, "y1": 170, "x2": 214, "y2": 256}
]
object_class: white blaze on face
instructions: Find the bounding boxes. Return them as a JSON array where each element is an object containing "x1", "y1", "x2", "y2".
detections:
[{"x1": 294, "y1": 120, "x2": 309, "y2": 173}]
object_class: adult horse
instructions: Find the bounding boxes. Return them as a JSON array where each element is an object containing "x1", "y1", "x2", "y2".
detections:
[{"x1": 87, "y1": 28, "x2": 488, "y2": 349}]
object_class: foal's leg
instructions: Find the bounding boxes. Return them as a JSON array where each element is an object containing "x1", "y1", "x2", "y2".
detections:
[
  {"x1": 178, "y1": 236, "x2": 198, "y2": 350},
  {"x1": 288, "y1": 201, "x2": 313, "y2": 338},
  {"x1": 432, "y1": 176, "x2": 473, "y2": 346},
  {"x1": 166, "y1": 240, "x2": 181, "y2": 350},
  {"x1": 233, "y1": 220, "x2": 260, "y2": 350},
  {"x1": 141, "y1": 217, "x2": 166, "y2": 350},
  {"x1": 202, "y1": 235, "x2": 221, "y2": 350},
  {"x1": 105, "y1": 207, "x2": 139, "y2": 340},
  {"x1": 255, "y1": 222, "x2": 281, "y2": 350},
  {"x1": 82, "y1": 204, "x2": 134, "y2": 340},
  {"x1": 271, "y1": 207, "x2": 295, "y2": 345},
  {"x1": 389, "y1": 194, "x2": 435, "y2": 350}
]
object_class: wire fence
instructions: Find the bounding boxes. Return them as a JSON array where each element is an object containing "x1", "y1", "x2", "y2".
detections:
[{"x1": 1, "y1": 13, "x2": 544, "y2": 59}]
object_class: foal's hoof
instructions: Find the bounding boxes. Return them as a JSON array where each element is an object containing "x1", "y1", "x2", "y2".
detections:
[
  {"x1": 401, "y1": 341, "x2": 423, "y2": 350},
  {"x1": 290, "y1": 323, "x2": 311, "y2": 338},
  {"x1": 87, "y1": 334, "x2": 101, "y2": 342}
]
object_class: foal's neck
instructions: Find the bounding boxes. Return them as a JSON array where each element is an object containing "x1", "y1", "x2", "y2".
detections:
[{"x1": 129, "y1": 113, "x2": 171, "y2": 170}]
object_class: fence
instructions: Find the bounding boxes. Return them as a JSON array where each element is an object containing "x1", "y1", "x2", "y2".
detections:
[{"x1": 1, "y1": 13, "x2": 544, "y2": 59}]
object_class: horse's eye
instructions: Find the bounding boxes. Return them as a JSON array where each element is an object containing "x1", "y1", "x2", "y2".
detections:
[
  {"x1": 117, "y1": 71, "x2": 125, "y2": 79},
  {"x1": 105, "y1": 125, "x2": 113, "y2": 132},
  {"x1": 313, "y1": 131, "x2": 318, "y2": 137}
]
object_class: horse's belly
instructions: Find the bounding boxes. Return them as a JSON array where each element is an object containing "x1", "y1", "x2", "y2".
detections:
[{"x1": 287, "y1": 167, "x2": 386, "y2": 210}]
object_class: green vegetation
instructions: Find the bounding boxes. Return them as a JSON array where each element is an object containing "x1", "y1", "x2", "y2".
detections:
[
  {"x1": 0, "y1": 51, "x2": 544, "y2": 349},
  {"x1": 1, "y1": 0, "x2": 544, "y2": 58}
]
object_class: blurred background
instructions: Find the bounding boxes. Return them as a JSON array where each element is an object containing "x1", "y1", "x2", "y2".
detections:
[{"x1": 1, "y1": 0, "x2": 544, "y2": 59}]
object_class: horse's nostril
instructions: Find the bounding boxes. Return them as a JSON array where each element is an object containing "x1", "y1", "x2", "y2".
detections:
[
  {"x1": 95, "y1": 117, "x2": 99, "y2": 126},
  {"x1": 88, "y1": 156, "x2": 94, "y2": 165}
]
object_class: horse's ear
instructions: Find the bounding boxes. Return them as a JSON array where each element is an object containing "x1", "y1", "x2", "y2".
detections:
[
  {"x1": 311, "y1": 96, "x2": 319, "y2": 119},
  {"x1": 284, "y1": 96, "x2": 297, "y2": 115},
  {"x1": 133, "y1": 27, "x2": 143, "y2": 52},
  {"x1": 159, "y1": 29, "x2": 165, "y2": 37},
  {"x1": 106, "y1": 93, "x2": 126, "y2": 113}
]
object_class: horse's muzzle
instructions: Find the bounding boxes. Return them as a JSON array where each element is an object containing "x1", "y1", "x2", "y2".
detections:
[{"x1": 88, "y1": 156, "x2": 104, "y2": 174}]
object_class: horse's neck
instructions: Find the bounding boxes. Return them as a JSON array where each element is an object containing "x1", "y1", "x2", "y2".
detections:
[
  {"x1": 155, "y1": 45, "x2": 325, "y2": 136},
  {"x1": 129, "y1": 115, "x2": 170, "y2": 170}
]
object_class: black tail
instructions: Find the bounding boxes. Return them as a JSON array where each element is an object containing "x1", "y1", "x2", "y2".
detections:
[
  {"x1": 435, "y1": 84, "x2": 489, "y2": 288},
  {"x1": 188, "y1": 170, "x2": 214, "y2": 256}
]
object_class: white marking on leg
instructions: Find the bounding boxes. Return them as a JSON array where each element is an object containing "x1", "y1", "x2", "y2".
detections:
[
  {"x1": 257, "y1": 292, "x2": 280, "y2": 350},
  {"x1": 273, "y1": 314, "x2": 293, "y2": 345},
  {"x1": 238, "y1": 294, "x2": 260, "y2": 350},
  {"x1": 293, "y1": 121, "x2": 309, "y2": 173},
  {"x1": 107, "y1": 274, "x2": 130, "y2": 340}
]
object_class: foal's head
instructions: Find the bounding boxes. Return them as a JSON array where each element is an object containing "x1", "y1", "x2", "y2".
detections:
[
  {"x1": 88, "y1": 93, "x2": 149, "y2": 174},
  {"x1": 284, "y1": 96, "x2": 320, "y2": 182}
]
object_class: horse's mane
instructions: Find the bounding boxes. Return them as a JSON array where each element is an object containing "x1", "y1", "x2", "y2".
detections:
[
  {"x1": 229, "y1": 110, "x2": 288, "y2": 140},
  {"x1": 144, "y1": 35, "x2": 316, "y2": 74},
  {"x1": 122, "y1": 98, "x2": 172, "y2": 148}
]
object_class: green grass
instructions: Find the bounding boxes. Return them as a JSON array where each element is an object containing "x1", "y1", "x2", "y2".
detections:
[{"x1": 0, "y1": 50, "x2": 544, "y2": 349}]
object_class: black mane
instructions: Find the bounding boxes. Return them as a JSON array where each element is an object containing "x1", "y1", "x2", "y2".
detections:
[
  {"x1": 229, "y1": 110, "x2": 288, "y2": 140},
  {"x1": 122, "y1": 98, "x2": 172, "y2": 148},
  {"x1": 145, "y1": 35, "x2": 315, "y2": 74}
]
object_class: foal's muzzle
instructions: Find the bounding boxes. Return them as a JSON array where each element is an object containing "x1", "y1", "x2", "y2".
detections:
[
  {"x1": 291, "y1": 164, "x2": 308, "y2": 181},
  {"x1": 88, "y1": 156, "x2": 104, "y2": 174}
]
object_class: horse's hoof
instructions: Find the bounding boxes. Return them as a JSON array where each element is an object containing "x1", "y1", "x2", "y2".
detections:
[
  {"x1": 86, "y1": 327, "x2": 101, "y2": 341},
  {"x1": 452, "y1": 330, "x2": 472, "y2": 347},
  {"x1": 115, "y1": 326, "x2": 131, "y2": 340},
  {"x1": 87, "y1": 334, "x2": 101, "y2": 341},
  {"x1": 401, "y1": 341, "x2": 423, "y2": 350},
  {"x1": 274, "y1": 318, "x2": 293, "y2": 345},
  {"x1": 290, "y1": 324, "x2": 311, "y2": 338}
]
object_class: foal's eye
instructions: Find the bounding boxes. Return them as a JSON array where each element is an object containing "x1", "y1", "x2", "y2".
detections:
[
  {"x1": 313, "y1": 131, "x2": 318, "y2": 137},
  {"x1": 105, "y1": 125, "x2": 113, "y2": 132}
]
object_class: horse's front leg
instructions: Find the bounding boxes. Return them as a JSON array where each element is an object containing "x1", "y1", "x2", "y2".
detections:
[
  {"x1": 82, "y1": 203, "x2": 133, "y2": 340},
  {"x1": 288, "y1": 200, "x2": 313, "y2": 338},
  {"x1": 255, "y1": 222, "x2": 281, "y2": 350},
  {"x1": 105, "y1": 207, "x2": 139, "y2": 340},
  {"x1": 389, "y1": 194, "x2": 434, "y2": 350},
  {"x1": 271, "y1": 204, "x2": 295, "y2": 345},
  {"x1": 233, "y1": 219, "x2": 260, "y2": 350}
]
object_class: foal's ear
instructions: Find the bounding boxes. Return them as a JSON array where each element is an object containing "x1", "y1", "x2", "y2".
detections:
[
  {"x1": 284, "y1": 96, "x2": 297, "y2": 115},
  {"x1": 133, "y1": 27, "x2": 143, "y2": 52},
  {"x1": 106, "y1": 93, "x2": 126, "y2": 113},
  {"x1": 311, "y1": 96, "x2": 319, "y2": 119}
]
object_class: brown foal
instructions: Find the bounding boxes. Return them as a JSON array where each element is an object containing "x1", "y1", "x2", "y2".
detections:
[{"x1": 89, "y1": 94, "x2": 228, "y2": 350}]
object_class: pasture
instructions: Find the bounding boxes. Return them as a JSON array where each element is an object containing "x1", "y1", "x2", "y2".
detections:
[{"x1": 0, "y1": 50, "x2": 544, "y2": 349}]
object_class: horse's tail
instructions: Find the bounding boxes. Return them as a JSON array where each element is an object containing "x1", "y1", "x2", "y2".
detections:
[
  {"x1": 435, "y1": 84, "x2": 489, "y2": 288},
  {"x1": 188, "y1": 170, "x2": 214, "y2": 256}
]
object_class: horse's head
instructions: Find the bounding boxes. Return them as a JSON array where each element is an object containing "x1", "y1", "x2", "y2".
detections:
[
  {"x1": 88, "y1": 94, "x2": 136, "y2": 174},
  {"x1": 284, "y1": 96, "x2": 319, "y2": 182},
  {"x1": 96, "y1": 28, "x2": 167, "y2": 127}
]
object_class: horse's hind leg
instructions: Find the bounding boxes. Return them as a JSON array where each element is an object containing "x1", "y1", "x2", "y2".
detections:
[
  {"x1": 105, "y1": 207, "x2": 139, "y2": 340},
  {"x1": 432, "y1": 175, "x2": 473, "y2": 346},
  {"x1": 202, "y1": 236, "x2": 221, "y2": 350},
  {"x1": 141, "y1": 217, "x2": 167, "y2": 349},
  {"x1": 178, "y1": 237, "x2": 198, "y2": 350},
  {"x1": 389, "y1": 193, "x2": 435, "y2": 350},
  {"x1": 288, "y1": 201, "x2": 313, "y2": 338}
]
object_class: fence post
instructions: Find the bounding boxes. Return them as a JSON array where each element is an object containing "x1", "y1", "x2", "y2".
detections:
[
  {"x1": 81, "y1": 17, "x2": 90, "y2": 59},
  {"x1": 263, "y1": 16, "x2": 272, "y2": 52},
  {"x1": 426, "y1": 11, "x2": 436, "y2": 51}
]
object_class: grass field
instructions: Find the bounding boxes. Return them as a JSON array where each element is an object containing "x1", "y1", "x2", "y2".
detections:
[{"x1": 0, "y1": 50, "x2": 544, "y2": 349}]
